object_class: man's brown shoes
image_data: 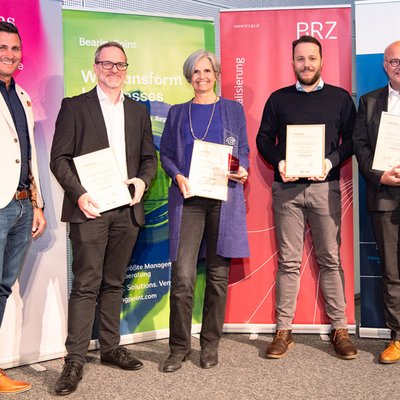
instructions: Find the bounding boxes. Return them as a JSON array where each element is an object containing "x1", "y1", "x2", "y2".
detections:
[
  {"x1": 0, "y1": 369, "x2": 31, "y2": 394},
  {"x1": 266, "y1": 328, "x2": 357, "y2": 360},
  {"x1": 265, "y1": 330, "x2": 294, "y2": 359},
  {"x1": 379, "y1": 340, "x2": 400, "y2": 364},
  {"x1": 330, "y1": 328, "x2": 357, "y2": 360}
]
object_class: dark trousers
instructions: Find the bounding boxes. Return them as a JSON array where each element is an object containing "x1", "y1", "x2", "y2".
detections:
[
  {"x1": 371, "y1": 209, "x2": 400, "y2": 339},
  {"x1": 66, "y1": 206, "x2": 139, "y2": 365},
  {"x1": 169, "y1": 197, "x2": 230, "y2": 353}
]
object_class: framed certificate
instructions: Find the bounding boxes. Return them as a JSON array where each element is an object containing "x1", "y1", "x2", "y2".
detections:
[
  {"x1": 73, "y1": 147, "x2": 132, "y2": 213},
  {"x1": 285, "y1": 124, "x2": 325, "y2": 178},
  {"x1": 372, "y1": 112, "x2": 400, "y2": 171},
  {"x1": 188, "y1": 140, "x2": 232, "y2": 201}
]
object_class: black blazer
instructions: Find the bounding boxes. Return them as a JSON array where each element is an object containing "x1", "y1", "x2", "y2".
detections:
[
  {"x1": 353, "y1": 85, "x2": 400, "y2": 211},
  {"x1": 50, "y1": 87, "x2": 157, "y2": 224}
]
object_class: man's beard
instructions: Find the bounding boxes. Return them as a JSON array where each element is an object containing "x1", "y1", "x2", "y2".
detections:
[{"x1": 296, "y1": 68, "x2": 321, "y2": 86}]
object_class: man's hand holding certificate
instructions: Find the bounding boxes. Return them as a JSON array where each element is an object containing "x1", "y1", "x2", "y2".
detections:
[
  {"x1": 372, "y1": 112, "x2": 400, "y2": 171},
  {"x1": 73, "y1": 148, "x2": 132, "y2": 214},
  {"x1": 285, "y1": 124, "x2": 325, "y2": 179},
  {"x1": 126, "y1": 177, "x2": 146, "y2": 205},
  {"x1": 77, "y1": 193, "x2": 101, "y2": 219}
]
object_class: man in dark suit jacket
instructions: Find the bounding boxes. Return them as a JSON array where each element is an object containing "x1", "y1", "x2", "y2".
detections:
[
  {"x1": 50, "y1": 42, "x2": 157, "y2": 395},
  {"x1": 353, "y1": 40, "x2": 400, "y2": 364}
]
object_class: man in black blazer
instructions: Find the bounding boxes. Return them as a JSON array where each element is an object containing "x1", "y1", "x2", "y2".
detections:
[
  {"x1": 50, "y1": 42, "x2": 157, "y2": 395},
  {"x1": 353, "y1": 40, "x2": 400, "y2": 364}
]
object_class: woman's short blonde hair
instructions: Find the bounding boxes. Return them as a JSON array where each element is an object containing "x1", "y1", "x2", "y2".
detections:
[{"x1": 182, "y1": 50, "x2": 221, "y2": 83}]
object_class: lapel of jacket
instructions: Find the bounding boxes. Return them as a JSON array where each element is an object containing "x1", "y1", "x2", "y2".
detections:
[
  {"x1": 85, "y1": 86, "x2": 109, "y2": 148},
  {"x1": 16, "y1": 84, "x2": 34, "y2": 136},
  {"x1": 376, "y1": 86, "x2": 388, "y2": 115}
]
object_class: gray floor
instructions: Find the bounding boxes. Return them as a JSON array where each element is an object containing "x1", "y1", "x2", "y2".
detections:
[{"x1": 5, "y1": 331, "x2": 398, "y2": 400}]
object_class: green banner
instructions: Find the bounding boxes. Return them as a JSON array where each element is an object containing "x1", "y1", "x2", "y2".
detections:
[{"x1": 62, "y1": 9, "x2": 215, "y2": 335}]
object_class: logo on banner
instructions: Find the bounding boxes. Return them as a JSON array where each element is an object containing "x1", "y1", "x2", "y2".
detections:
[{"x1": 297, "y1": 21, "x2": 337, "y2": 39}]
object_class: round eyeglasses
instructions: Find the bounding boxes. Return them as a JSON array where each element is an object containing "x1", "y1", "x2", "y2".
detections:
[
  {"x1": 385, "y1": 58, "x2": 400, "y2": 68},
  {"x1": 95, "y1": 61, "x2": 129, "y2": 71}
]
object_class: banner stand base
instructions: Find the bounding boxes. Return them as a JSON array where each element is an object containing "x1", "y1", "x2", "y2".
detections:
[
  {"x1": 223, "y1": 324, "x2": 356, "y2": 335},
  {"x1": 359, "y1": 327, "x2": 390, "y2": 339}
]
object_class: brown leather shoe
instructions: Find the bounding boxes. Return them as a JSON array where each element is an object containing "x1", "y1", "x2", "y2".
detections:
[
  {"x1": 0, "y1": 369, "x2": 32, "y2": 394},
  {"x1": 379, "y1": 340, "x2": 400, "y2": 364},
  {"x1": 330, "y1": 328, "x2": 357, "y2": 360},
  {"x1": 265, "y1": 330, "x2": 294, "y2": 359}
]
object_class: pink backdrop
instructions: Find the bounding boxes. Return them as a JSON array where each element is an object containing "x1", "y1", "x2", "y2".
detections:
[{"x1": 0, "y1": 0, "x2": 66, "y2": 368}]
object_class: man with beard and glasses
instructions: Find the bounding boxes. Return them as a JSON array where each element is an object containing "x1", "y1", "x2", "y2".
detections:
[
  {"x1": 256, "y1": 35, "x2": 357, "y2": 360},
  {"x1": 51, "y1": 41, "x2": 157, "y2": 395}
]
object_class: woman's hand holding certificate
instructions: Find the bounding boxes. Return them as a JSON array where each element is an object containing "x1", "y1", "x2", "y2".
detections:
[
  {"x1": 227, "y1": 166, "x2": 248, "y2": 184},
  {"x1": 176, "y1": 174, "x2": 193, "y2": 199}
]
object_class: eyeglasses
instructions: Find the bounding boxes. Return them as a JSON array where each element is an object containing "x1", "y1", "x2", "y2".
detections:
[
  {"x1": 95, "y1": 61, "x2": 129, "y2": 71},
  {"x1": 385, "y1": 58, "x2": 400, "y2": 67}
]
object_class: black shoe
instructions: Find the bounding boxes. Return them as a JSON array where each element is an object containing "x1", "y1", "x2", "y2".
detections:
[
  {"x1": 163, "y1": 351, "x2": 190, "y2": 373},
  {"x1": 200, "y1": 347, "x2": 218, "y2": 369},
  {"x1": 55, "y1": 361, "x2": 83, "y2": 396},
  {"x1": 100, "y1": 346, "x2": 143, "y2": 370}
]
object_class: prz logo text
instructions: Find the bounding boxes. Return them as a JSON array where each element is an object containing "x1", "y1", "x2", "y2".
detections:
[{"x1": 297, "y1": 21, "x2": 337, "y2": 40}]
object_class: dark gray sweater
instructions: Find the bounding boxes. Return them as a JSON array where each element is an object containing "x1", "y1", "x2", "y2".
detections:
[{"x1": 256, "y1": 83, "x2": 356, "y2": 183}]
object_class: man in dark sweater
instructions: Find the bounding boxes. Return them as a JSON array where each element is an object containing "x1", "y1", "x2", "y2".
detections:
[{"x1": 256, "y1": 35, "x2": 357, "y2": 360}]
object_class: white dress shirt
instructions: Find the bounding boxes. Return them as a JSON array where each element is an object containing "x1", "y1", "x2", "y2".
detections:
[
  {"x1": 97, "y1": 85, "x2": 128, "y2": 179},
  {"x1": 388, "y1": 83, "x2": 400, "y2": 116}
]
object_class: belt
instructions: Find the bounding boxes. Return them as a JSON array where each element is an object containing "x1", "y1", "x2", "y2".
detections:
[{"x1": 14, "y1": 189, "x2": 30, "y2": 200}]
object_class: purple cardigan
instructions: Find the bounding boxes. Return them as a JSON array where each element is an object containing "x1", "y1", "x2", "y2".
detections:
[{"x1": 160, "y1": 97, "x2": 250, "y2": 261}]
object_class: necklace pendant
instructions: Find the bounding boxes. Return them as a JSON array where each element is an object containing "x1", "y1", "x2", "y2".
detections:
[{"x1": 188, "y1": 96, "x2": 218, "y2": 141}]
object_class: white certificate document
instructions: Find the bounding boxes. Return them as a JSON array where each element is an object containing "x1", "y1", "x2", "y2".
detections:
[
  {"x1": 285, "y1": 124, "x2": 325, "y2": 177},
  {"x1": 372, "y1": 112, "x2": 400, "y2": 171},
  {"x1": 73, "y1": 148, "x2": 132, "y2": 213},
  {"x1": 188, "y1": 140, "x2": 232, "y2": 201}
]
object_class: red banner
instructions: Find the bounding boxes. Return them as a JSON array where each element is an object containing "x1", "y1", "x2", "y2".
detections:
[{"x1": 221, "y1": 6, "x2": 354, "y2": 330}]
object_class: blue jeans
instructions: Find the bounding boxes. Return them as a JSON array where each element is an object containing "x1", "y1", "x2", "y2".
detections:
[{"x1": 0, "y1": 198, "x2": 33, "y2": 326}]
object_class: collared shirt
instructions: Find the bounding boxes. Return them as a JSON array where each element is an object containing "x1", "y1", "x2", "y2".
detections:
[
  {"x1": 0, "y1": 78, "x2": 31, "y2": 189},
  {"x1": 96, "y1": 85, "x2": 128, "y2": 180},
  {"x1": 388, "y1": 83, "x2": 400, "y2": 115},
  {"x1": 295, "y1": 77, "x2": 325, "y2": 92}
]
